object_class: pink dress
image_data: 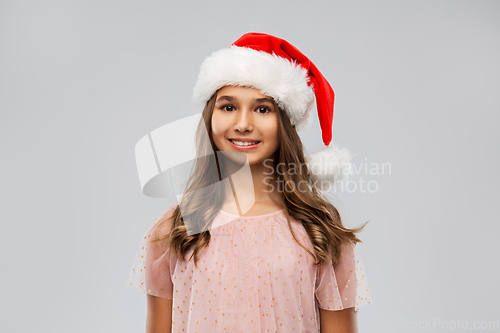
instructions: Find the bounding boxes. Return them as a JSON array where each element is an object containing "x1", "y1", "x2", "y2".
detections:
[{"x1": 126, "y1": 203, "x2": 372, "y2": 333}]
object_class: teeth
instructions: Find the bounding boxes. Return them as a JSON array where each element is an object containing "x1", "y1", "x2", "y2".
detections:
[{"x1": 230, "y1": 140, "x2": 259, "y2": 146}]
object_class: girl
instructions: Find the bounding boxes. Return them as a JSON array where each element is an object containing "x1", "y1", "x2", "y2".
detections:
[{"x1": 127, "y1": 32, "x2": 372, "y2": 333}]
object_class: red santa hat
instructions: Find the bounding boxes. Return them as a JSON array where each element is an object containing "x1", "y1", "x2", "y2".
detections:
[{"x1": 192, "y1": 32, "x2": 353, "y2": 191}]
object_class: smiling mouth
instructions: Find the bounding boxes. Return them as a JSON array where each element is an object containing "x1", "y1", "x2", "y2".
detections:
[{"x1": 228, "y1": 139, "x2": 261, "y2": 146}]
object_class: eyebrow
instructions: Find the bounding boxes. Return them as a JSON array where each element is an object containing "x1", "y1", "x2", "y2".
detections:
[{"x1": 215, "y1": 95, "x2": 274, "y2": 105}]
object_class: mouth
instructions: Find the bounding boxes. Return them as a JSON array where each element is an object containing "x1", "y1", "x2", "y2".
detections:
[{"x1": 227, "y1": 138, "x2": 261, "y2": 150}]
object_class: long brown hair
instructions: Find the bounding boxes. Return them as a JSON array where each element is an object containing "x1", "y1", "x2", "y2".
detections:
[{"x1": 150, "y1": 87, "x2": 369, "y2": 267}]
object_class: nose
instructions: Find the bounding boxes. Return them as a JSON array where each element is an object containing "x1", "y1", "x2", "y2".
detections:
[{"x1": 234, "y1": 107, "x2": 253, "y2": 133}]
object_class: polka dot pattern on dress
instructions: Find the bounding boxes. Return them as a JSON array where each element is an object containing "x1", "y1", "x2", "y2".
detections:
[{"x1": 126, "y1": 204, "x2": 372, "y2": 332}]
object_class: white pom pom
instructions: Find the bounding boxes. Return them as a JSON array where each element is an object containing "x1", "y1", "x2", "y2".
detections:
[{"x1": 304, "y1": 144, "x2": 354, "y2": 192}]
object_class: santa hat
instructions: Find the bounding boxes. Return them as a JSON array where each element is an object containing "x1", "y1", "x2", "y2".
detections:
[{"x1": 192, "y1": 32, "x2": 352, "y2": 191}]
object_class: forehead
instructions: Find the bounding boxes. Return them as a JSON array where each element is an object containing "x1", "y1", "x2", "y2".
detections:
[{"x1": 216, "y1": 85, "x2": 273, "y2": 100}]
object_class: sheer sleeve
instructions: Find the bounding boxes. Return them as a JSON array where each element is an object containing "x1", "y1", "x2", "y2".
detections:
[
  {"x1": 125, "y1": 203, "x2": 177, "y2": 300},
  {"x1": 315, "y1": 241, "x2": 372, "y2": 313}
]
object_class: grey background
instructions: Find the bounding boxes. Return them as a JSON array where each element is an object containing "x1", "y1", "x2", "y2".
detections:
[{"x1": 1, "y1": 0, "x2": 499, "y2": 332}]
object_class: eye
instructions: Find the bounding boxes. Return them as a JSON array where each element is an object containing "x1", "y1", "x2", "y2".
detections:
[
  {"x1": 257, "y1": 106, "x2": 272, "y2": 114},
  {"x1": 221, "y1": 104, "x2": 235, "y2": 112}
]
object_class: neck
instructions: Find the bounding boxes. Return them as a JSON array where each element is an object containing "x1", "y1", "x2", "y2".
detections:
[{"x1": 218, "y1": 154, "x2": 280, "y2": 214}]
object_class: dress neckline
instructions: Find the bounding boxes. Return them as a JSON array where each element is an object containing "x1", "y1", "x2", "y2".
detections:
[{"x1": 219, "y1": 209, "x2": 284, "y2": 219}]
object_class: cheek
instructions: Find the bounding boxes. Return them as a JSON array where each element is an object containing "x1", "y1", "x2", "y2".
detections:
[
  {"x1": 261, "y1": 119, "x2": 279, "y2": 143},
  {"x1": 211, "y1": 112, "x2": 231, "y2": 143}
]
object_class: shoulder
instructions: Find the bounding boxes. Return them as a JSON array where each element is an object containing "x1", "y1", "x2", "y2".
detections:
[{"x1": 148, "y1": 202, "x2": 178, "y2": 238}]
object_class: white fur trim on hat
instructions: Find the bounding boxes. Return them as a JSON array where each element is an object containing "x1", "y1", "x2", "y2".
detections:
[
  {"x1": 192, "y1": 46, "x2": 315, "y2": 130},
  {"x1": 305, "y1": 144, "x2": 354, "y2": 192}
]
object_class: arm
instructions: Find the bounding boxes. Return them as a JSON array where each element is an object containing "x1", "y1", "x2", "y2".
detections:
[
  {"x1": 146, "y1": 294, "x2": 173, "y2": 333},
  {"x1": 319, "y1": 307, "x2": 358, "y2": 333}
]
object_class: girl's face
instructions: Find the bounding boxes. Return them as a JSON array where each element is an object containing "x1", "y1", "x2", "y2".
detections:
[{"x1": 211, "y1": 85, "x2": 279, "y2": 166}]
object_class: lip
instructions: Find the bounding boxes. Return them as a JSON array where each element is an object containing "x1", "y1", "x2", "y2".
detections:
[
  {"x1": 227, "y1": 138, "x2": 261, "y2": 150},
  {"x1": 228, "y1": 137, "x2": 261, "y2": 142}
]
